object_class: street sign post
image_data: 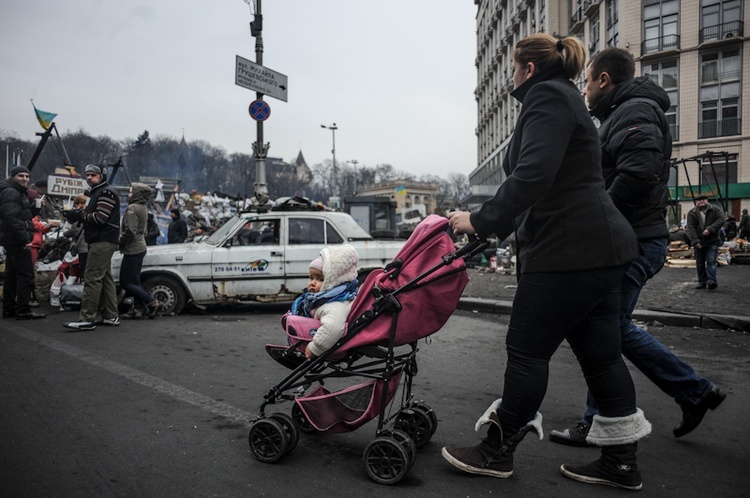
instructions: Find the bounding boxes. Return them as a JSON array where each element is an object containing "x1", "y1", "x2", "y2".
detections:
[
  {"x1": 235, "y1": 55, "x2": 288, "y2": 102},
  {"x1": 249, "y1": 100, "x2": 271, "y2": 121}
]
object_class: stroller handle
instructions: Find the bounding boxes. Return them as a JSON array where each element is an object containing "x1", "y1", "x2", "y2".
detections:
[{"x1": 450, "y1": 237, "x2": 489, "y2": 262}]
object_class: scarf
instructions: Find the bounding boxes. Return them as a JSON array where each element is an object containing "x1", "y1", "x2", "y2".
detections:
[{"x1": 291, "y1": 280, "x2": 359, "y2": 318}]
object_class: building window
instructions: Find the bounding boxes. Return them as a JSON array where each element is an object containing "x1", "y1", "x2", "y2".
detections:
[
  {"x1": 701, "y1": 153, "x2": 738, "y2": 185},
  {"x1": 540, "y1": 0, "x2": 546, "y2": 32},
  {"x1": 643, "y1": 0, "x2": 680, "y2": 54},
  {"x1": 590, "y1": 11, "x2": 600, "y2": 56},
  {"x1": 699, "y1": 49, "x2": 741, "y2": 138},
  {"x1": 701, "y1": 0, "x2": 743, "y2": 42},
  {"x1": 643, "y1": 59, "x2": 679, "y2": 140},
  {"x1": 572, "y1": 0, "x2": 586, "y2": 26},
  {"x1": 606, "y1": 0, "x2": 619, "y2": 47}
]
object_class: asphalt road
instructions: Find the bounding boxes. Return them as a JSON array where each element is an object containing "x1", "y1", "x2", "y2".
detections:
[{"x1": 1, "y1": 305, "x2": 748, "y2": 497}]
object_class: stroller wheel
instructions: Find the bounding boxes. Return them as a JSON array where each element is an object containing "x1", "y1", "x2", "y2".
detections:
[
  {"x1": 291, "y1": 403, "x2": 319, "y2": 434},
  {"x1": 409, "y1": 401, "x2": 438, "y2": 436},
  {"x1": 248, "y1": 418, "x2": 289, "y2": 463},
  {"x1": 363, "y1": 437, "x2": 410, "y2": 485},
  {"x1": 394, "y1": 407, "x2": 435, "y2": 449},
  {"x1": 389, "y1": 429, "x2": 417, "y2": 469},
  {"x1": 269, "y1": 412, "x2": 300, "y2": 455}
]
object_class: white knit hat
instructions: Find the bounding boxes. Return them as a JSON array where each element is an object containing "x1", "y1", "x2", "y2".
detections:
[{"x1": 320, "y1": 244, "x2": 359, "y2": 290}]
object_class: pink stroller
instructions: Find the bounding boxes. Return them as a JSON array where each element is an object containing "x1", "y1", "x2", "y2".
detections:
[{"x1": 248, "y1": 215, "x2": 487, "y2": 484}]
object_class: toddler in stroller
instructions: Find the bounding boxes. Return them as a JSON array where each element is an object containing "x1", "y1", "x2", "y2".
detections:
[
  {"x1": 286, "y1": 244, "x2": 359, "y2": 360},
  {"x1": 250, "y1": 215, "x2": 487, "y2": 485}
]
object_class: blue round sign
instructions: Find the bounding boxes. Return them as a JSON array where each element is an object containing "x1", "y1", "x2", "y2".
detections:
[{"x1": 249, "y1": 100, "x2": 271, "y2": 121}]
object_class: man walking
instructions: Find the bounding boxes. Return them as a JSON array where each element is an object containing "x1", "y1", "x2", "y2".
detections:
[
  {"x1": 686, "y1": 194, "x2": 725, "y2": 290},
  {"x1": 0, "y1": 166, "x2": 46, "y2": 320},
  {"x1": 63, "y1": 165, "x2": 121, "y2": 331},
  {"x1": 550, "y1": 48, "x2": 725, "y2": 450}
]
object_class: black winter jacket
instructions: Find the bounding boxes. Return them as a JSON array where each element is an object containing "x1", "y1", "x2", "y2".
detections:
[
  {"x1": 686, "y1": 203, "x2": 725, "y2": 247},
  {"x1": 470, "y1": 63, "x2": 639, "y2": 274},
  {"x1": 0, "y1": 178, "x2": 34, "y2": 247},
  {"x1": 590, "y1": 76, "x2": 672, "y2": 241}
]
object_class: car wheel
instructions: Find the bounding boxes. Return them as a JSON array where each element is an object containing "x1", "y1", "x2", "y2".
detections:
[{"x1": 144, "y1": 275, "x2": 187, "y2": 315}]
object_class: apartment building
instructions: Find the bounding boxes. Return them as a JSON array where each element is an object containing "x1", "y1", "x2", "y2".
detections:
[{"x1": 470, "y1": 0, "x2": 749, "y2": 223}]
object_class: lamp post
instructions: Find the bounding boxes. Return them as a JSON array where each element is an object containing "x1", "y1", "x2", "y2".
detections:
[
  {"x1": 243, "y1": 0, "x2": 270, "y2": 204},
  {"x1": 349, "y1": 159, "x2": 359, "y2": 195},
  {"x1": 321, "y1": 123, "x2": 337, "y2": 196}
]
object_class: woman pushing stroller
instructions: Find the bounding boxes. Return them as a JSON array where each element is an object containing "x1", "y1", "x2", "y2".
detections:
[{"x1": 445, "y1": 33, "x2": 650, "y2": 491}]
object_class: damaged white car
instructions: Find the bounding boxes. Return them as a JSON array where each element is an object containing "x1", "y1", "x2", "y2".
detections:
[{"x1": 111, "y1": 199, "x2": 406, "y2": 314}]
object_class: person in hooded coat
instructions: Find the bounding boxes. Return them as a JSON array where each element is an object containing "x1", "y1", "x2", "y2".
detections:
[{"x1": 119, "y1": 183, "x2": 160, "y2": 319}]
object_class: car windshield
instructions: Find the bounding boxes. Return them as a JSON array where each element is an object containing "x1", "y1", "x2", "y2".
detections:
[
  {"x1": 331, "y1": 213, "x2": 374, "y2": 241},
  {"x1": 204, "y1": 216, "x2": 242, "y2": 246}
]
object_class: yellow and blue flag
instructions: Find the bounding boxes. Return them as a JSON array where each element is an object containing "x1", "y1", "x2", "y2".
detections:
[{"x1": 32, "y1": 102, "x2": 57, "y2": 130}]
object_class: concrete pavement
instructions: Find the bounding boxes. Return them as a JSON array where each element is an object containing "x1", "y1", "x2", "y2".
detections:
[{"x1": 458, "y1": 297, "x2": 750, "y2": 332}]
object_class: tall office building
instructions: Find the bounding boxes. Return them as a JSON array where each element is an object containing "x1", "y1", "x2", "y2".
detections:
[{"x1": 469, "y1": 0, "x2": 748, "y2": 223}]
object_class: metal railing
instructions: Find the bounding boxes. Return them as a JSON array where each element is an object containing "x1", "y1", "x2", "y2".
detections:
[
  {"x1": 641, "y1": 34, "x2": 680, "y2": 55},
  {"x1": 700, "y1": 20, "x2": 744, "y2": 43},
  {"x1": 699, "y1": 118, "x2": 741, "y2": 138}
]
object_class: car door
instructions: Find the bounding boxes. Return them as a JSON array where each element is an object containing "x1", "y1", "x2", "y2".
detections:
[
  {"x1": 210, "y1": 216, "x2": 286, "y2": 299},
  {"x1": 284, "y1": 215, "x2": 345, "y2": 293}
]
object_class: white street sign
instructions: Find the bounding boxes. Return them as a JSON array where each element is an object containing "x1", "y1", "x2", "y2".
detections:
[{"x1": 235, "y1": 55, "x2": 288, "y2": 102}]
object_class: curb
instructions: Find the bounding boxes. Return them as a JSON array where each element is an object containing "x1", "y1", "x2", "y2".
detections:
[{"x1": 457, "y1": 297, "x2": 750, "y2": 332}]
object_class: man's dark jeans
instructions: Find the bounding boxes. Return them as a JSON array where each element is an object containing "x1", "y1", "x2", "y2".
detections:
[
  {"x1": 694, "y1": 242, "x2": 719, "y2": 286},
  {"x1": 2, "y1": 244, "x2": 34, "y2": 314},
  {"x1": 582, "y1": 238, "x2": 714, "y2": 424}
]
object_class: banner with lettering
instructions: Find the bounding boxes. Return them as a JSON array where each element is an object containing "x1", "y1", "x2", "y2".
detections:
[{"x1": 47, "y1": 175, "x2": 87, "y2": 197}]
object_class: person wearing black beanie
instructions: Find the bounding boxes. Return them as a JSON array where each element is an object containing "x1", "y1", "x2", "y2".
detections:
[{"x1": 0, "y1": 165, "x2": 46, "y2": 319}]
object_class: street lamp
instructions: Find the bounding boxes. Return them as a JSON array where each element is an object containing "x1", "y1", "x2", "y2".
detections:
[
  {"x1": 348, "y1": 159, "x2": 359, "y2": 194},
  {"x1": 321, "y1": 123, "x2": 337, "y2": 196}
]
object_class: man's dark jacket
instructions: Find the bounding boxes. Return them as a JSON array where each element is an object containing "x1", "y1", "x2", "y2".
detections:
[
  {"x1": 686, "y1": 203, "x2": 725, "y2": 247},
  {"x1": 590, "y1": 76, "x2": 672, "y2": 241},
  {"x1": 83, "y1": 180, "x2": 120, "y2": 244},
  {"x1": 0, "y1": 178, "x2": 34, "y2": 247},
  {"x1": 470, "y1": 62, "x2": 639, "y2": 274},
  {"x1": 168, "y1": 217, "x2": 188, "y2": 244}
]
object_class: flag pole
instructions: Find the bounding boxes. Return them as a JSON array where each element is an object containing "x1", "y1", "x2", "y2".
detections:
[{"x1": 52, "y1": 123, "x2": 72, "y2": 165}]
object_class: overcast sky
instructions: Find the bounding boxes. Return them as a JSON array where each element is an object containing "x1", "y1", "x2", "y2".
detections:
[{"x1": 1, "y1": 1, "x2": 478, "y2": 180}]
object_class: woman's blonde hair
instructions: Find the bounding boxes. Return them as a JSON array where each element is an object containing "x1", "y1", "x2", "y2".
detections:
[{"x1": 513, "y1": 33, "x2": 586, "y2": 81}]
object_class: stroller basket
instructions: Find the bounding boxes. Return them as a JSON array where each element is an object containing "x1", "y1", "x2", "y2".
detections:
[{"x1": 295, "y1": 370, "x2": 402, "y2": 433}]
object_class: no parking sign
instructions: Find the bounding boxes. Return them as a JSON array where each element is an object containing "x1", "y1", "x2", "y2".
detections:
[{"x1": 249, "y1": 100, "x2": 271, "y2": 121}]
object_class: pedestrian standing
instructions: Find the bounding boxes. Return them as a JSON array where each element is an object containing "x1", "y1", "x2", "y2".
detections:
[
  {"x1": 145, "y1": 212, "x2": 160, "y2": 246},
  {"x1": 168, "y1": 208, "x2": 188, "y2": 243},
  {"x1": 686, "y1": 195, "x2": 725, "y2": 290},
  {"x1": 443, "y1": 34, "x2": 649, "y2": 491},
  {"x1": 550, "y1": 47, "x2": 725, "y2": 447},
  {"x1": 119, "y1": 183, "x2": 160, "y2": 319},
  {"x1": 739, "y1": 208, "x2": 750, "y2": 239},
  {"x1": 63, "y1": 164, "x2": 120, "y2": 331},
  {"x1": 0, "y1": 166, "x2": 46, "y2": 320}
]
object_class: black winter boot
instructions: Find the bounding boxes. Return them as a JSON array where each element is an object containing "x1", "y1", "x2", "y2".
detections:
[
  {"x1": 441, "y1": 412, "x2": 531, "y2": 478},
  {"x1": 561, "y1": 442, "x2": 642, "y2": 491}
]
